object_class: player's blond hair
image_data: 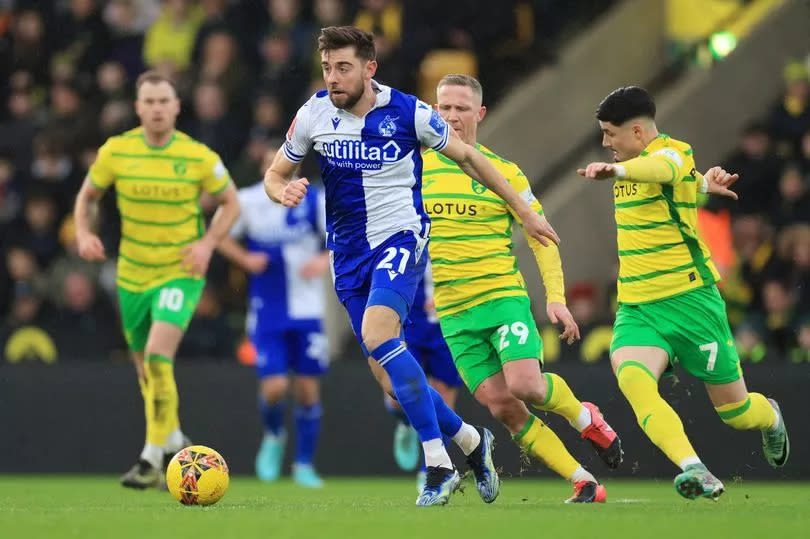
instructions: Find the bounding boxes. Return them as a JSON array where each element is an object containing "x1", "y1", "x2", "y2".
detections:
[
  {"x1": 437, "y1": 74, "x2": 483, "y2": 102},
  {"x1": 135, "y1": 70, "x2": 178, "y2": 95}
]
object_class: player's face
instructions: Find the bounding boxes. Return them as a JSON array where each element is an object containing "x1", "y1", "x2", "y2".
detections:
[
  {"x1": 599, "y1": 120, "x2": 645, "y2": 162},
  {"x1": 435, "y1": 84, "x2": 486, "y2": 146},
  {"x1": 321, "y1": 47, "x2": 376, "y2": 110},
  {"x1": 135, "y1": 81, "x2": 180, "y2": 135}
]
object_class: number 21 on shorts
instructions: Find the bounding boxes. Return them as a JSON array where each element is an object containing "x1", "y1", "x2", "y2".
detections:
[
  {"x1": 497, "y1": 322, "x2": 529, "y2": 351},
  {"x1": 376, "y1": 247, "x2": 411, "y2": 278}
]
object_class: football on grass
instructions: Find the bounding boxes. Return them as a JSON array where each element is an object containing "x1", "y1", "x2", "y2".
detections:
[{"x1": 166, "y1": 445, "x2": 229, "y2": 506}]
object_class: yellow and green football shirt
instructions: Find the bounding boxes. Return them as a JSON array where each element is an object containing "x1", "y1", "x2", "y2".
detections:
[
  {"x1": 88, "y1": 127, "x2": 231, "y2": 292},
  {"x1": 613, "y1": 134, "x2": 720, "y2": 304},
  {"x1": 422, "y1": 144, "x2": 565, "y2": 318}
]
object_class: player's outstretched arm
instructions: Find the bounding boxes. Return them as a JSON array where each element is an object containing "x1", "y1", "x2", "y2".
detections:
[
  {"x1": 73, "y1": 177, "x2": 107, "y2": 262},
  {"x1": 264, "y1": 150, "x2": 309, "y2": 208},
  {"x1": 217, "y1": 236, "x2": 269, "y2": 275},
  {"x1": 577, "y1": 155, "x2": 674, "y2": 184},
  {"x1": 440, "y1": 135, "x2": 560, "y2": 246},
  {"x1": 183, "y1": 182, "x2": 241, "y2": 277},
  {"x1": 299, "y1": 251, "x2": 330, "y2": 279}
]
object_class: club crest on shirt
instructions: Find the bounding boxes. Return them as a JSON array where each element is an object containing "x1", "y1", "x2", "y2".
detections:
[
  {"x1": 471, "y1": 179, "x2": 486, "y2": 194},
  {"x1": 378, "y1": 115, "x2": 399, "y2": 137},
  {"x1": 173, "y1": 160, "x2": 187, "y2": 176}
]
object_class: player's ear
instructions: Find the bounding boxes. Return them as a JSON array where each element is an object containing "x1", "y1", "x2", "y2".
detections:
[
  {"x1": 478, "y1": 105, "x2": 487, "y2": 122},
  {"x1": 365, "y1": 59, "x2": 377, "y2": 79}
]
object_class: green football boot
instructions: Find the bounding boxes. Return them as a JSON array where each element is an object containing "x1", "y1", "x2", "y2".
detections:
[
  {"x1": 674, "y1": 463, "x2": 724, "y2": 500},
  {"x1": 762, "y1": 398, "x2": 789, "y2": 468}
]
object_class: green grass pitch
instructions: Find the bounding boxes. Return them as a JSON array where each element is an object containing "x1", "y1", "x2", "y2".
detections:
[{"x1": 1, "y1": 476, "x2": 808, "y2": 538}]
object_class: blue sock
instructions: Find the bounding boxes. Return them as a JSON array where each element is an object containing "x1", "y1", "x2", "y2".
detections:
[
  {"x1": 294, "y1": 403, "x2": 322, "y2": 465},
  {"x1": 427, "y1": 386, "x2": 463, "y2": 437},
  {"x1": 258, "y1": 395, "x2": 285, "y2": 437},
  {"x1": 383, "y1": 395, "x2": 409, "y2": 425},
  {"x1": 370, "y1": 339, "x2": 441, "y2": 442}
]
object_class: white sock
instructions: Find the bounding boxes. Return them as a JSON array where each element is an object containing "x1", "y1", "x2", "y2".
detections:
[
  {"x1": 571, "y1": 405, "x2": 592, "y2": 432},
  {"x1": 679, "y1": 456, "x2": 702, "y2": 470},
  {"x1": 140, "y1": 444, "x2": 163, "y2": 469},
  {"x1": 770, "y1": 407, "x2": 780, "y2": 430},
  {"x1": 570, "y1": 466, "x2": 596, "y2": 484},
  {"x1": 165, "y1": 429, "x2": 185, "y2": 453},
  {"x1": 422, "y1": 438, "x2": 453, "y2": 469},
  {"x1": 451, "y1": 423, "x2": 481, "y2": 456},
  {"x1": 264, "y1": 430, "x2": 286, "y2": 442}
]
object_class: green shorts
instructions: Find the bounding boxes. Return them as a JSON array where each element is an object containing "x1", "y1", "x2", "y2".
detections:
[
  {"x1": 439, "y1": 296, "x2": 542, "y2": 393},
  {"x1": 117, "y1": 278, "x2": 205, "y2": 352},
  {"x1": 610, "y1": 285, "x2": 741, "y2": 384}
]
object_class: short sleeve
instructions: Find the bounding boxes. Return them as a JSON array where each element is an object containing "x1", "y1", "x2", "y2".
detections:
[
  {"x1": 283, "y1": 101, "x2": 313, "y2": 163},
  {"x1": 506, "y1": 165, "x2": 543, "y2": 220},
  {"x1": 87, "y1": 140, "x2": 116, "y2": 190},
  {"x1": 201, "y1": 148, "x2": 231, "y2": 195},
  {"x1": 414, "y1": 100, "x2": 449, "y2": 151}
]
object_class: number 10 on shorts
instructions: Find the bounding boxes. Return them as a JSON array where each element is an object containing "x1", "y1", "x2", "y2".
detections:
[{"x1": 158, "y1": 287, "x2": 184, "y2": 312}]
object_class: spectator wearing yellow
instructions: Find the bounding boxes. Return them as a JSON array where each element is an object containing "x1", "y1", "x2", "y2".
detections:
[{"x1": 144, "y1": 0, "x2": 205, "y2": 73}]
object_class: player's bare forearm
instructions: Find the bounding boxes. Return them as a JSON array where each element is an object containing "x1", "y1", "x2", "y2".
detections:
[
  {"x1": 204, "y1": 183, "x2": 240, "y2": 247},
  {"x1": 216, "y1": 236, "x2": 250, "y2": 268},
  {"x1": 264, "y1": 169, "x2": 287, "y2": 203},
  {"x1": 264, "y1": 150, "x2": 297, "y2": 203},
  {"x1": 73, "y1": 177, "x2": 103, "y2": 236},
  {"x1": 73, "y1": 177, "x2": 107, "y2": 261},
  {"x1": 445, "y1": 139, "x2": 531, "y2": 216}
]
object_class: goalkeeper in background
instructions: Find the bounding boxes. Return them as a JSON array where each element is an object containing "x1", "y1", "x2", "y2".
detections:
[
  {"x1": 423, "y1": 74, "x2": 622, "y2": 503},
  {"x1": 578, "y1": 86, "x2": 788, "y2": 500},
  {"x1": 74, "y1": 71, "x2": 240, "y2": 489}
]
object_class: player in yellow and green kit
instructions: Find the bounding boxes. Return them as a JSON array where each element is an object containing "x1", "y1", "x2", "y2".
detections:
[
  {"x1": 422, "y1": 75, "x2": 623, "y2": 503},
  {"x1": 578, "y1": 86, "x2": 789, "y2": 500},
  {"x1": 73, "y1": 71, "x2": 241, "y2": 489}
]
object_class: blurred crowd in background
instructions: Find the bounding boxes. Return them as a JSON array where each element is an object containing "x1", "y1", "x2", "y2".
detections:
[{"x1": 0, "y1": 0, "x2": 807, "y2": 366}]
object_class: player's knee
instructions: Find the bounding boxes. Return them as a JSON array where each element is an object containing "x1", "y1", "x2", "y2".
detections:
[
  {"x1": 260, "y1": 376, "x2": 289, "y2": 404},
  {"x1": 487, "y1": 395, "x2": 528, "y2": 432},
  {"x1": 506, "y1": 378, "x2": 545, "y2": 405},
  {"x1": 361, "y1": 329, "x2": 398, "y2": 356},
  {"x1": 294, "y1": 378, "x2": 320, "y2": 406},
  {"x1": 361, "y1": 307, "x2": 401, "y2": 354}
]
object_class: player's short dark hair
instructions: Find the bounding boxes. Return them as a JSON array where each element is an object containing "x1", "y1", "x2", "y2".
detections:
[
  {"x1": 438, "y1": 74, "x2": 483, "y2": 102},
  {"x1": 317, "y1": 26, "x2": 376, "y2": 61},
  {"x1": 596, "y1": 86, "x2": 656, "y2": 125},
  {"x1": 135, "y1": 70, "x2": 178, "y2": 94}
]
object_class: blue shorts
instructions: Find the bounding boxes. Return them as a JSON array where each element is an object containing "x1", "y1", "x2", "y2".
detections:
[
  {"x1": 252, "y1": 321, "x2": 328, "y2": 379},
  {"x1": 333, "y1": 231, "x2": 428, "y2": 352},
  {"x1": 404, "y1": 317, "x2": 463, "y2": 387}
]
